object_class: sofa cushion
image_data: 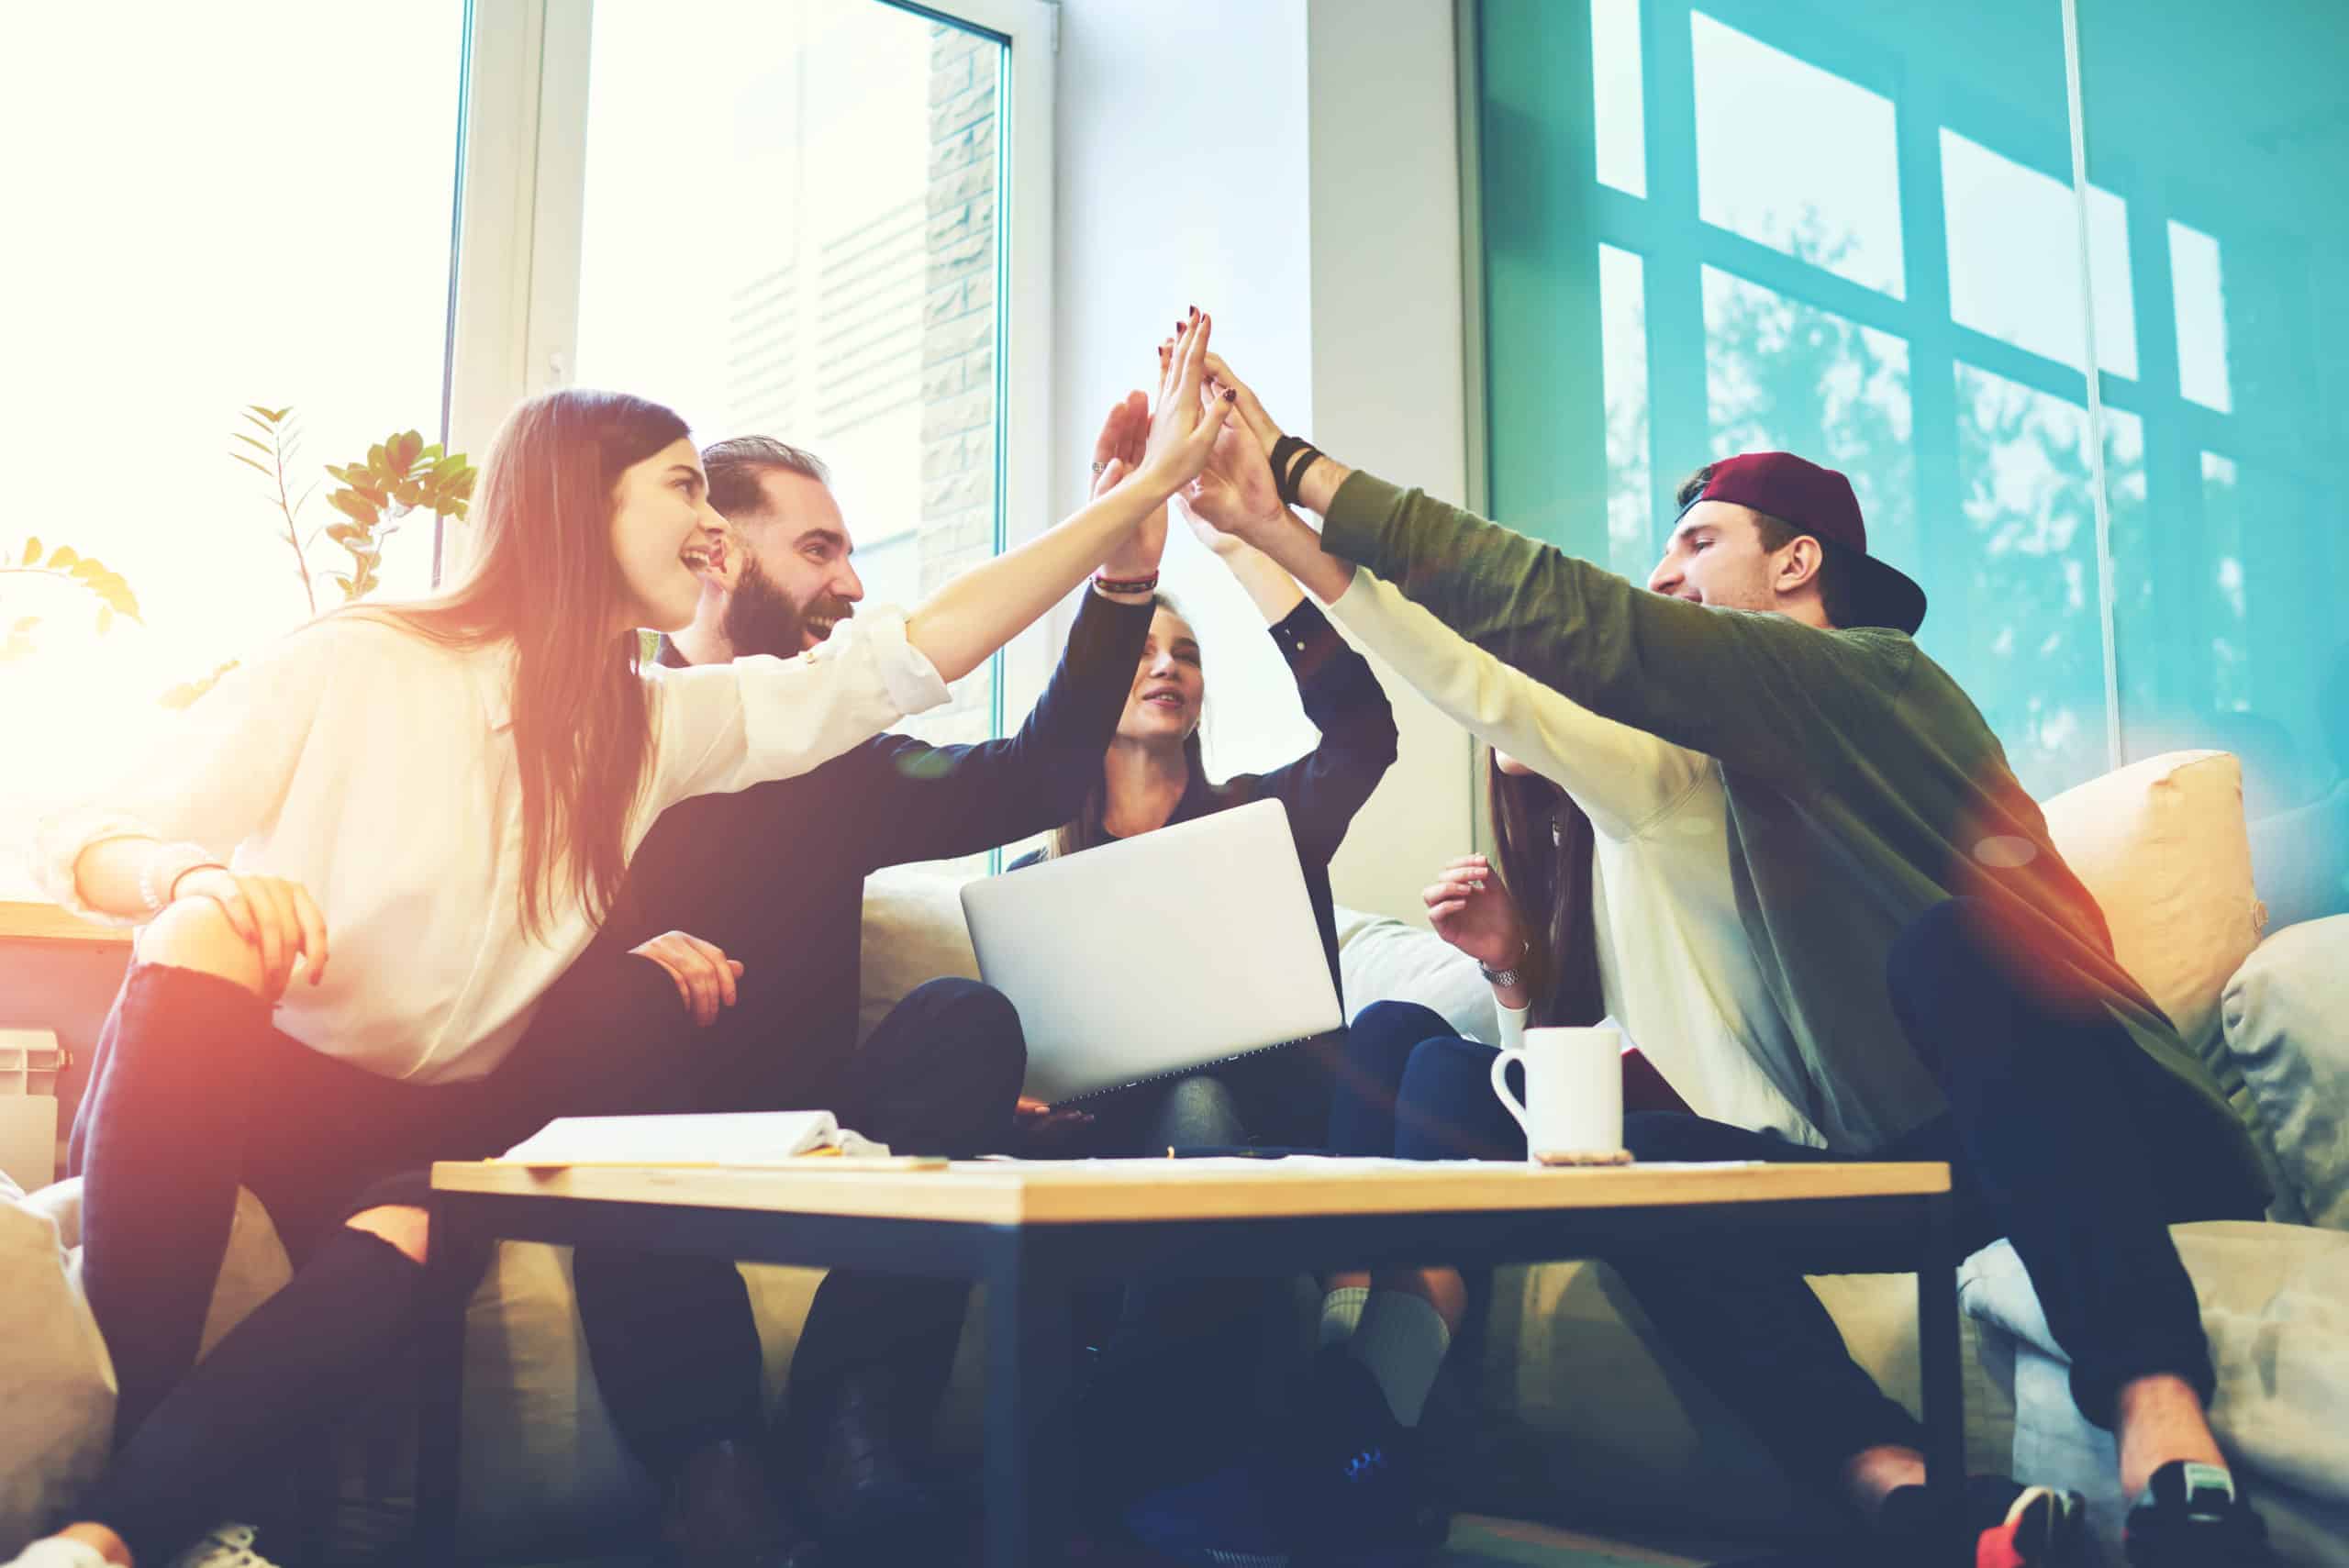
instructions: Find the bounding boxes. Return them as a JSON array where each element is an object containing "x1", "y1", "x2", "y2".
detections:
[
  {"x1": 856, "y1": 866, "x2": 980, "y2": 1047},
  {"x1": 1334, "y1": 907, "x2": 1499, "y2": 1043},
  {"x1": 2040, "y1": 751, "x2": 2265, "y2": 1059},
  {"x1": 2222, "y1": 916, "x2": 2349, "y2": 1230},
  {"x1": 0, "y1": 1174, "x2": 112, "y2": 1555},
  {"x1": 1962, "y1": 1222, "x2": 2349, "y2": 1563}
]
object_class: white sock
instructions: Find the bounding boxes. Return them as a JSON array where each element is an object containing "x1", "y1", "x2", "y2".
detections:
[
  {"x1": 1346, "y1": 1289, "x2": 1452, "y2": 1427},
  {"x1": 10, "y1": 1540, "x2": 116, "y2": 1568},
  {"x1": 1318, "y1": 1284, "x2": 1369, "y2": 1347}
]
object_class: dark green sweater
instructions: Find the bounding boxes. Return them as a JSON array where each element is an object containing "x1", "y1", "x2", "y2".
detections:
[{"x1": 1325, "y1": 470, "x2": 2267, "y2": 1192}]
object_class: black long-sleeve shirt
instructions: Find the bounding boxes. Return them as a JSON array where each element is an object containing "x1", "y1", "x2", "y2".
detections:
[
  {"x1": 584, "y1": 590, "x2": 1154, "y2": 1101},
  {"x1": 1008, "y1": 597, "x2": 1399, "y2": 991}
]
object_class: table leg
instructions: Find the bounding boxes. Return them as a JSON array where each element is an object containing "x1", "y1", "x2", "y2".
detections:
[
  {"x1": 983, "y1": 1235, "x2": 1074, "y2": 1568},
  {"x1": 414, "y1": 1193, "x2": 469, "y2": 1563},
  {"x1": 1918, "y1": 1191, "x2": 1968, "y2": 1567}
]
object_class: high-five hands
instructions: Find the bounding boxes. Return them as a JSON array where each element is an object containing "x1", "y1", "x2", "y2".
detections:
[
  {"x1": 1136, "y1": 308, "x2": 1237, "y2": 499},
  {"x1": 1090, "y1": 388, "x2": 1163, "y2": 583}
]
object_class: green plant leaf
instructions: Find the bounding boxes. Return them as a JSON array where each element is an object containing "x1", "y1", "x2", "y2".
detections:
[
  {"x1": 161, "y1": 661, "x2": 239, "y2": 710},
  {"x1": 327, "y1": 490, "x2": 377, "y2": 526},
  {"x1": 230, "y1": 452, "x2": 273, "y2": 477},
  {"x1": 271, "y1": 406, "x2": 294, "y2": 422},
  {"x1": 20, "y1": 538, "x2": 38, "y2": 565},
  {"x1": 390, "y1": 430, "x2": 424, "y2": 473},
  {"x1": 96, "y1": 605, "x2": 113, "y2": 634},
  {"x1": 366, "y1": 442, "x2": 388, "y2": 472},
  {"x1": 233, "y1": 432, "x2": 274, "y2": 455},
  {"x1": 47, "y1": 545, "x2": 78, "y2": 568}
]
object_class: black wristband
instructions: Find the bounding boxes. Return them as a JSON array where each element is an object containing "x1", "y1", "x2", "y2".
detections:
[{"x1": 1270, "y1": 435, "x2": 1323, "y2": 507}]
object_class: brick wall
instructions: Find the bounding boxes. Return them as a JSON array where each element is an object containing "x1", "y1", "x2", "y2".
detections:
[{"x1": 915, "y1": 23, "x2": 1000, "y2": 748}]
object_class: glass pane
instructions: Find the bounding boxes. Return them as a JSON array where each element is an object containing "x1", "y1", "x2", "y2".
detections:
[
  {"x1": 0, "y1": 3, "x2": 463, "y2": 900},
  {"x1": 2081, "y1": 0, "x2": 2349, "y2": 871},
  {"x1": 2166, "y1": 220, "x2": 2231, "y2": 412},
  {"x1": 1592, "y1": 0, "x2": 1647, "y2": 197},
  {"x1": 1691, "y1": 11, "x2": 1905, "y2": 298},
  {"x1": 1940, "y1": 130, "x2": 2137, "y2": 378},
  {"x1": 1952, "y1": 363, "x2": 2110, "y2": 795},
  {"x1": 1701, "y1": 267, "x2": 1917, "y2": 573},
  {"x1": 573, "y1": 0, "x2": 1004, "y2": 755},
  {"x1": 1599, "y1": 245, "x2": 1653, "y2": 577}
]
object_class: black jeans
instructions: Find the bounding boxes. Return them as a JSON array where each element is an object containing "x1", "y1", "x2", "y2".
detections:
[
  {"x1": 1353, "y1": 901, "x2": 2267, "y2": 1497},
  {"x1": 541, "y1": 965, "x2": 1028, "y2": 1478},
  {"x1": 67, "y1": 962, "x2": 533, "y2": 1557}
]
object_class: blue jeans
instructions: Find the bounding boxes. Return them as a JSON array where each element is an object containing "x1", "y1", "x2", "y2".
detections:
[{"x1": 1340, "y1": 902, "x2": 2268, "y2": 1498}]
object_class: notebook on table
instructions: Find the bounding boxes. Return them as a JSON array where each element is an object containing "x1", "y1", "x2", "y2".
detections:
[{"x1": 961, "y1": 797, "x2": 1344, "y2": 1106}]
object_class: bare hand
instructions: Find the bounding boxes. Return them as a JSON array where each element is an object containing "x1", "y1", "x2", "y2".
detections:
[
  {"x1": 1015, "y1": 1095, "x2": 1094, "y2": 1142},
  {"x1": 1201, "y1": 350, "x2": 1286, "y2": 455},
  {"x1": 1091, "y1": 388, "x2": 1164, "y2": 581},
  {"x1": 630, "y1": 929, "x2": 745, "y2": 1028},
  {"x1": 1137, "y1": 309, "x2": 1237, "y2": 496},
  {"x1": 1423, "y1": 854, "x2": 1531, "y2": 973},
  {"x1": 1165, "y1": 339, "x2": 1285, "y2": 549},
  {"x1": 174, "y1": 867, "x2": 329, "y2": 996}
]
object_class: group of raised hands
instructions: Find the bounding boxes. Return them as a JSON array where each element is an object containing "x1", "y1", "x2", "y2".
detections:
[{"x1": 1081, "y1": 307, "x2": 1306, "y2": 571}]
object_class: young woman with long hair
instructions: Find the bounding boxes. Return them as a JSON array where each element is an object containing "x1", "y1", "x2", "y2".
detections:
[{"x1": 14, "y1": 317, "x2": 1233, "y2": 1568}]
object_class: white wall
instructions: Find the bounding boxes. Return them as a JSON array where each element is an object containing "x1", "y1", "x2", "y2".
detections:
[{"x1": 1052, "y1": 0, "x2": 1473, "y2": 923}]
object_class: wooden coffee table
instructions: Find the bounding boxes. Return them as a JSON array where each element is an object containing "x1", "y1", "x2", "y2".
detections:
[{"x1": 419, "y1": 1157, "x2": 1964, "y2": 1566}]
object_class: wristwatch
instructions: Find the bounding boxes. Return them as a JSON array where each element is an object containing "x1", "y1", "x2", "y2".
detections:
[{"x1": 1478, "y1": 940, "x2": 1531, "y2": 990}]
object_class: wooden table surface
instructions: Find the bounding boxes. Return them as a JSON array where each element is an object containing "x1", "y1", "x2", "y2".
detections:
[{"x1": 431, "y1": 1155, "x2": 1950, "y2": 1227}]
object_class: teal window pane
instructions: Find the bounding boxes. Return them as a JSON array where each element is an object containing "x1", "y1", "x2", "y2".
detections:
[
  {"x1": 1701, "y1": 267, "x2": 1916, "y2": 570},
  {"x1": 1599, "y1": 244, "x2": 1653, "y2": 577},
  {"x1": 1690, "y1": 11, "x2": 1905, "y2": 298},
  {"x1": 1953, "y1": 362, "x2": 2110, "y2": 794},
  {"x1": 2166, "y1": 221, "x2": 2232, "y2": 413},
  {"x1": 1592, "y1": 0, "x2": 1646, "y2": 197},
  {"x1": 1940, "y1": 129, "x2": 2136, "y2": 378},
  {"x1": 2081, "y1": 0, "x2": 2347, "y2": 848}
]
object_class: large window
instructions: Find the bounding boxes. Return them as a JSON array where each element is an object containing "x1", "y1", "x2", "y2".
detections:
[
  {"x1": 0, "y1": 4, "x2": 467, "y2": 898},
  {"x1": 1475, "y1": 0, "x2": 2347, "y2": 805},
  {"x1": 2, "y1": 0, "x2": 1053, "y2": 901}
]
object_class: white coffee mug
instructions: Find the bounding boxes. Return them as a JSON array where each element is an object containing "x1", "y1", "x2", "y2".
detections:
[{"x1": 1489, "y1": 1026, "x2": 1623, "y2": 1161}]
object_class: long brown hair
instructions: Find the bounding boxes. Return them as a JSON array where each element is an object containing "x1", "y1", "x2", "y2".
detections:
[
  {"x1": 361, "y1": 388, "x2": 688, "y2": 939},
  {"x1": 1047, "y1": 591, "x2": 1207, "y2": 859},
  {"x1": 1486, "y1": 759, "x2": 1605, "y2": 1027}
]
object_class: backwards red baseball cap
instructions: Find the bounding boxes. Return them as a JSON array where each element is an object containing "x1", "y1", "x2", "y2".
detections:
[{"x1": 1682, "y1": 451, "x2": 1927, "y2": 635}]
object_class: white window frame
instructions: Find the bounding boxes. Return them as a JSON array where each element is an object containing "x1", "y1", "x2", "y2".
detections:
[{"x1": 446, "y1": 0, "x2": 1059, "y2": 597}]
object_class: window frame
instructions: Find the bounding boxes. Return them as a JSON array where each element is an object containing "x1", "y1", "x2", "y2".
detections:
[
  {"x1": 1468, "y1": 0, "x2": 2264, "y2": 782},
  {"x1": 445, "y1": 0, "x2": 1058, "y2": 589}
]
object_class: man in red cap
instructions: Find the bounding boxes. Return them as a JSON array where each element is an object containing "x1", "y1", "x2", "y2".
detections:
[{"x1": 1185, "y1": 342, "x2": 2274, "y2": 1567}]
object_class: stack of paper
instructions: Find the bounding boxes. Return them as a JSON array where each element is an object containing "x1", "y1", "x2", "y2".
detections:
[{"x1": 496, "y1": 1111, "x2": 890, "y2": 1169}]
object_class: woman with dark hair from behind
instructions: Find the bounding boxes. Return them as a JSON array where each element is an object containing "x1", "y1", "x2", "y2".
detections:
[{"x1": 14, "y1": 311, "x2": 1234, "y2": 1568}]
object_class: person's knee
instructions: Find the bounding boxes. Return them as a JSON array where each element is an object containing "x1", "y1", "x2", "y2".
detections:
[
  {"x1": 1155, "y1": 1075, "x2": 1245, "y2": 1147},
  {"x1": 345, "y1": 1205, "x2": 431, "y2": 1265},
  {"x1": 914, "y1": 977, "x2": 1028, "y2": 1089},
  {"x1": 137, "y1": 896, "x2": 267, "y2": 996},
  {"x1": 1347, "y1": 1000, "x2": 1453, "y2": 1062}
]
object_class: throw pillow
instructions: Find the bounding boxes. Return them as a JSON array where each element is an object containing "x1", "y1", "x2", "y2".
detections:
[
  {"x1": 1334, "y1": 907, "x2": 1498, "y2": 1043},
  {"x1": 2041, "y1": 751, "x2": 2264, "y2": 1057},
  {"x1": 2222, "y1": 914, "x2": 2349, "y2": 1229}
]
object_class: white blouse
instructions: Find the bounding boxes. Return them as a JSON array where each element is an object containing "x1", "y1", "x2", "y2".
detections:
[
  {"x1": 1326, "y1": 567, "x2": 1825, "y2": 1146},
  {"x1": 30, "y1": 610, "x2": 946, "y2": 1083}
]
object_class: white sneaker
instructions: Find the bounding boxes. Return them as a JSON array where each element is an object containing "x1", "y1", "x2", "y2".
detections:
[
  {"x1": 6, "y1": 1536, "x2": 118, "y2": 1568},
  {"x1": 162, "y1": 1524, "x2": 283, "y2": 1568}
]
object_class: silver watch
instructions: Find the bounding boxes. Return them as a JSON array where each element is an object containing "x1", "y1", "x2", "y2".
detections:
[{"x1": 1478, "y1": 942, "x2": 1530, "y2": 989}]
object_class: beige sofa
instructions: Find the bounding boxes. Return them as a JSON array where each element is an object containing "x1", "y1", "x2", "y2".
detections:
[{"x1": 6, "y1": 750, "x2": 2343, "y2": 1562}]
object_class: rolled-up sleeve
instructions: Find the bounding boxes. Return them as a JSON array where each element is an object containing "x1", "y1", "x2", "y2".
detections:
[{"x1": 647, "y1": 607, "x2": 951, "y2": 808}]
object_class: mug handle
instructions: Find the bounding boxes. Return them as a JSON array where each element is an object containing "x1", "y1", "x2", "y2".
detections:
[{"x1": 1489, "y1": 1048, "x2": 1531, "y2": 1136}]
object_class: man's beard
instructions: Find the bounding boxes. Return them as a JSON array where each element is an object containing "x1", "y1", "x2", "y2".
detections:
[{"x1": 722, "y1": 554, "x2": 855, "y2": 659}]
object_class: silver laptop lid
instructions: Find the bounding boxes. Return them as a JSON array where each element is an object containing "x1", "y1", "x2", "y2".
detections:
[{"x1": 960, "y1": 797, "x2": 1343, "y2": 1103}]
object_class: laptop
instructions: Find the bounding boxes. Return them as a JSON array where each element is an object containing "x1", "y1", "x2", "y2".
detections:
[{"x1": 961, "y1": 797, "x2": 1344, "y2": 1105}]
